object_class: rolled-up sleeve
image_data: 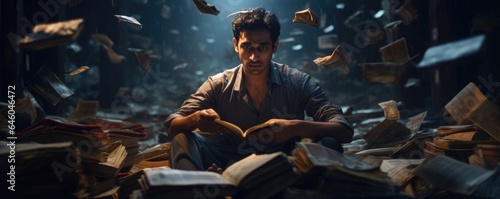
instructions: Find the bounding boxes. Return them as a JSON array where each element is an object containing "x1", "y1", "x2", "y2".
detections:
[
  {"x1": 163, "y1": 77, "x2": 217, "y2": 129},
  {"x1": 300, "y1": 73, "x2": 354, "y2": 132}
]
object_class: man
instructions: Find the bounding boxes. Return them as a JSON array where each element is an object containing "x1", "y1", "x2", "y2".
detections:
[{"x1": 164, "y1": 7, "x2": 353, "y2": 171}]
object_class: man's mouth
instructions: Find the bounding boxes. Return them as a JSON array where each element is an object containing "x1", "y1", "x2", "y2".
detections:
[{"x1": 248, "y1": 62, "x2": 262, "y2": 67}]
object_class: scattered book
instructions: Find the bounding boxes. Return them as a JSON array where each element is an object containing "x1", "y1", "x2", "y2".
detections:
[
  {"x1": 313, "y1": 44, "x2": 350, "y2": 74},
  {"x1": 114, "y1": 15, "x2": 142, "y2": 29},
  {"x1": 292, "y1": 8, "x2": 319, "y2": 27},
  {"x1": 222, "y1": 152, "x2": 297, "y2": 192},
  {"x1": 130, "y1": 49, "x2": 153, "y2": 74},
  {"x1": 65, "y1": 65, "x2": 89, "y2": 76},
  {"x1": 26, "y1": 66, "x2": 74, "y2": 106},
  {"x1": 395, "y1": 0, "x2": 419, "y2": 25},
  {"x1": 68, "y1": 100, "x2": 100, "y2": 122},
  {"x1": 82, "y1": 140, "x2": 127, "y2": 179},
  {"x1": 405, "y1": 111, "x2": 428, "y2": 134},
  {"x1": 445, "y1": 82, "x2": 488, "y2": 124},
  {"x1": 423, "y1": 141, "x2": 473, "y2": 163},
  {"x1": 391, "y1": 130, "x2": 435, "y2": 159},
  {"x1": 360, "y1": 62, "x2": 405, "y2": 84},
  {"x1": 192, "y1": 0, "x2": 220, "y2": 15},
  {"x1": 468, "y1": 99, "x2": 500, "y2": 142},
  {"x1": 363, "y1": 100, "x2": 412, "y2": 149},
  {"x1": 417, "y1": 34, "x2": 485, "y2": 68},
  {"x1": 293, "y1": 142, "x2": 378, "y2": 172},
  {"x1": 18, "y1": 18, "x2": 84, "y2": 50},
  {"x1": 291, "y1": 142, "x2": 399, "y2": 197},
  {"x1": 414, "y1": 155, "x2": 499, "y2": 197},
  {"x1": 379, "y1": 37, "x2": 416, "y2": 64},
  {"x1": 469, "y1": 144, "x2": 500, "y2": 169},
  {"x1": 317, "y1": 34, "x2": 338, "y2": 49},
  {"x1": 432, "y1": 127, "x2": 497, "y2": 150},
  {"x1": 380, "y1": 158, "x2": 424, "y2": 186},
  {"x1": 445, "y1": 82, "x2": 500, "y2": 141}
]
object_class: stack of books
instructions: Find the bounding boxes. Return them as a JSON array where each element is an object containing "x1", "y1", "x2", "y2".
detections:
[
  {"x1": 116, "y1": 143, "x2": 171, "y2": 197},
  {"x1": 0, "y1": 142, "x2": 89, "y2": 198},
  {"x1": 469, "y1": 144, "x2": 500, "y2": 169},
  {"x1": 87, "y1": 118, "x2": 147, "y2": 158},
  {"x1": 16, "y1": 117, "x2": 127, "y2": 196}
]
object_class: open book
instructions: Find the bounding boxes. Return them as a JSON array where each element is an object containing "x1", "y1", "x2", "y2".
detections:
[
  {"x1": 214, "y1": 119, "x2": 275, "y2": 140},
  {"x1": 140, "y1": 152, "x2": 298, "y2": 199},
  {"x1": 414, "y1": 155, "x2": 499, "y2": 196}
]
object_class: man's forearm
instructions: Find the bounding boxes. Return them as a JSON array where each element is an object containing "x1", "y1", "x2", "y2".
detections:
[
  {"x1": 167, "y1": 113, "x2": 200, "y2": 140},
  {"x1": 290, "y1": 120, "x2": 353, "y2": 143}
]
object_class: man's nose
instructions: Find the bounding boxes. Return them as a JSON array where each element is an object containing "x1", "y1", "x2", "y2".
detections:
[{"x1": 249, "y1": 51, "x2": 260, "y2": 61}]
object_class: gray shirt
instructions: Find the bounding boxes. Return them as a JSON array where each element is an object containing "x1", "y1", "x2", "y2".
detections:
[{"x1": 164, "y1": 62, "x2": 352, "y2": 147}]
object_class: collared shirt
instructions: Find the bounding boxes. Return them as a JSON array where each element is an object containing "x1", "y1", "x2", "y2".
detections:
[{"x1": 164, "y1": 61, "x2": 352, "y2": 148}]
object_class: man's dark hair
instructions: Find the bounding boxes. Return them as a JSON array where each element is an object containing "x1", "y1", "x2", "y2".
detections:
[{"x1": 231, "y1": 7, "x2": 281, "y2": 45}]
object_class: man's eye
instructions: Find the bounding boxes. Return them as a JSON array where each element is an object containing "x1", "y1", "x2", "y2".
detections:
[
  {"x1": 242, "y1": 46, "x2": 250, "y2": 50},
  {"x1": 259, "y1": 46, "x2": 269, "y2": 51}
]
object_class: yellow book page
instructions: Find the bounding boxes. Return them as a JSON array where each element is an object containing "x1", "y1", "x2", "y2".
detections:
[{"x1": 214, "y1": 119, "x2": 275, "y2": 139}]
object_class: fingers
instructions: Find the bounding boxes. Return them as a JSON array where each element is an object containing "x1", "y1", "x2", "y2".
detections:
[
  {"x1": 207, "y1": 163, "x2": 223, "y2": 174},
  {"x1": 199, "y1": 109, "x2": 220, "y2": 120}
]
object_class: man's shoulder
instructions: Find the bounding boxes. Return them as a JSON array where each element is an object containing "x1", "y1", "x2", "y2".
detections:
[
  {"x1": 209, "y1": 65, "x2": 239, "y2": 80},
  {"x1": 205, "y1": 65, "x2": 241, "y2": 89},
  {"x1": 273, "y1": 62, "x2": 310, "y2": 80}
]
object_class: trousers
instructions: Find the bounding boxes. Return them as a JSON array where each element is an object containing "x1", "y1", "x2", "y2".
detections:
[{"x1": 169, "y1": 131, "x2": 344, "y2": 170}]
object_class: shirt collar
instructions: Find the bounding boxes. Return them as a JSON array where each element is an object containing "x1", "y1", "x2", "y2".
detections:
[{"x1": 233, "y1": 62, "x2": 283, "y2": 92}]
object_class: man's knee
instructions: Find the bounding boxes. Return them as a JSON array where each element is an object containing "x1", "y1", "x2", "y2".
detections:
[
  {"x1": 169, "y1": 132, "x2": 202, "y2": 170},
  {"x1": 317, "y1": 137, "x2": 344, "y2": 153}
]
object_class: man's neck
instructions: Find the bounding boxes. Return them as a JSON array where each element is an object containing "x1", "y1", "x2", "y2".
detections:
[{"x1": 244, "y1": 71, "x2": 269, "y2": 87}]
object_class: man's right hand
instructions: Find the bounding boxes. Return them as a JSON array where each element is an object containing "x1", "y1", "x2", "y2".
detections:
[
  {"x1": 193, "y1": 109, "x2": 227, "y2": 134},
  {"x1": 167, "y1": 108, "x2": 227, "y2": 139}
]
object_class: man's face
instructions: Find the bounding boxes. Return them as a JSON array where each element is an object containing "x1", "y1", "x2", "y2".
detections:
[{"x1": 233, "y1": 29, "x2": 278, "y2": 76}]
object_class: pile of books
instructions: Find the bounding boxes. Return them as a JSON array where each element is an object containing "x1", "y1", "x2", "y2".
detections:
[
  {"x1": 424, "y1": 124, "x2": 497, "y2": 163},
  {"x1": 16, "y1": 117, "x2": 127, "y2": 197},
  {"x1": 0, "y1": 142, "x2": 89, "y2": 198}
]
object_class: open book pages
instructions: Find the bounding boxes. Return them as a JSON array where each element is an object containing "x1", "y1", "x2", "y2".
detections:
[
  {"x1": 222, "y1": 152, "x2": 292, "y2": 189},
  {"x1": 380, "y1": 159, "x2": 424, "y2": 185},
  {"x1": 405, "y1": 111, "x2": 428, "y2": 134},
  {"x1": 144, "y1": 167, "x2": 233, "y2": 187},
  {"x1": 141, "y1": 166, "x2": 237, "y2": 199},
  {"x1": 214, "y1": 119, "x2": 275, "y2": 140},
  {"x1": 294, "y1": 142, "x2": 378, "y2": 171},
  {"x1": 222, "y1": 151, "x2": 298, "y2": 199},
  {"x1": 378, "y1": 100, "x2": 400, "y2": 120},
  {"x1": 82, "y1": 143, "x2": 127, "y2": 179},
  {"x1": 445, "y1": 82, "x2": 488, "y2": 124},
  {"x1": 414, "y1": 155, "x2": 497, "y2": 195},
  {"x1": 436, "y1": 124, "x2": 478, "y2": 136},
  {"x1": 469, "y1": 100, "x2": 500, "y2": 142}
]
